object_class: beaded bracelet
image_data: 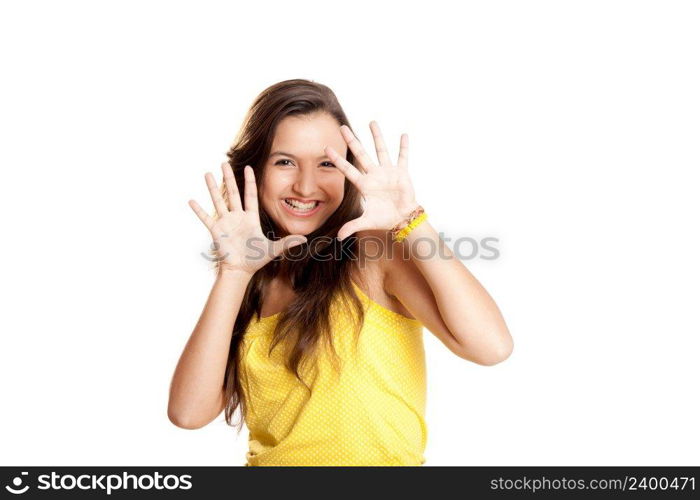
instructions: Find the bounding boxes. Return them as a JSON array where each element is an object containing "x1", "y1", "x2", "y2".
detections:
[
  {"x1": 390, "y1": 205, "x2": 427, "y2": 242},
  {"x1": 394, "y1": 212, "x2": 428, "y2": 242},
  {"x1": 390, "y1": 205, "x2": 424, "y2": 240}
]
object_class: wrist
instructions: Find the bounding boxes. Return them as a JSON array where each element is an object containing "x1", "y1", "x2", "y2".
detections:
[
  {"x1": 386, "y1": 201, "x2": 421, "y2": 231},
  {"x1": 396, "y1": 201, "x2": 421, "y2": 220},
  {"x1": 216, "y1": 266, "x2": 254, "y2": 281},
  {"x1": 389, "y1": 204, "x2": 427, "y2": 243}
]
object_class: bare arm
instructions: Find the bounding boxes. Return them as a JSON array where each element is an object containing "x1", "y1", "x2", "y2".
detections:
[
  {"x1": 168, "y1": 161, "x2": 306, "y2": 429},
  {"x1": 327, "y1": 122, "x2": 512, "y2": 365},
  {"x1": 385, "y1": 221, "x2": 513, "y2": 365},
  {"x1": 167, "y1": 268, "x2": 252, "y2": 429}
]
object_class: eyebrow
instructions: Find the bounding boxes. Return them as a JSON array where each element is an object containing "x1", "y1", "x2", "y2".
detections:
[{"x1": 269, "y1": 151, "x2": 331, "y2": 160}]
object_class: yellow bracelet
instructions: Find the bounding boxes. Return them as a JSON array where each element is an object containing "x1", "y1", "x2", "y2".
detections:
[{"x1": 394, "y1": 212, "x2": 427, "y2": 242}]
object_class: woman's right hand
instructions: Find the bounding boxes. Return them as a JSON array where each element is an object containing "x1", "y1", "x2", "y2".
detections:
[{"x1": 188, "y1": 161, "x2": 307, "y2": 276}]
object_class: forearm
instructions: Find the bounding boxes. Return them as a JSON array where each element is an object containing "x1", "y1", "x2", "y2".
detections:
[
  {"x1": 404, "y1": 220, "x2": 512, "y2": 364},
  {"x1": 168, "y1": 268, "x2": 252, "y2": 428}
]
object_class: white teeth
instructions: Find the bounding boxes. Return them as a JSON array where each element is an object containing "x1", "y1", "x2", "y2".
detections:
[{"x1": 284, "y1": 199, "x2": 319, "y2": 211}]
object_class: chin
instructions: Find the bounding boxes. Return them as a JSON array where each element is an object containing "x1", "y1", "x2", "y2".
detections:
[{"x1": 281, "y1": 221, "x2": 321, "y2": 236}]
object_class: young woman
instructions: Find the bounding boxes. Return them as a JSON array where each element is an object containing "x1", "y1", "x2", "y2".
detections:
[{"x1": 168, "y1": 79, "x2": 513, "y2": 466}]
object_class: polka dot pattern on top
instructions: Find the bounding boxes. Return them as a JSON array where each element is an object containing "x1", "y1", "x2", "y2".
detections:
[{"x1": 238, "y1": 281, "x2": 427, "y2": 466}]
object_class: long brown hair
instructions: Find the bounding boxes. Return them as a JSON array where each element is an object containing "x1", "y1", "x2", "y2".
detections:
[{"x1": 214, "y1": 79, "x2": 367, "y2": 432}]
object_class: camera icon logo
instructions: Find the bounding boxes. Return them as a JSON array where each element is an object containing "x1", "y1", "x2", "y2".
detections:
[{"x1": 5, "y1": 472, "x2": 29, "y2": 494}]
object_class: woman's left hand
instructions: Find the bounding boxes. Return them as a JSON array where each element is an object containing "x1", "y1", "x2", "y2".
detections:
[{"x1": 325, "y1": 121, "x2": 420, "y2": 241}]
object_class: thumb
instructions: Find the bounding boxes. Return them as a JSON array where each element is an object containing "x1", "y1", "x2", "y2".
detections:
[
  {"x1": 337, "y1": 218, "x2": 365, "y2": 242},
  {"x1": 271, "y1": 234, "x2": 308, "y2": 257}
]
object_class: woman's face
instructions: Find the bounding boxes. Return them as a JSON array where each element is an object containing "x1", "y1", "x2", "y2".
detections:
[{"x1": 260, "y1": 111, "x2": 348, "y2": 236}]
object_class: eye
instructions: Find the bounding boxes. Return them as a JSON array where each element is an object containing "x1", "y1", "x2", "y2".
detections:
[
  {"x1": 321, "y1": 161, "x2": 336, "y2": 168},
  {"x1": 275, "y1": 159, "x2": 294, "y2": 166}
]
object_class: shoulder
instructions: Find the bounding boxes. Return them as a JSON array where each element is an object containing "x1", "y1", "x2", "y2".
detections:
[
  {"x1": 351, "y1": 230, "x2": 416, "y2": 319},
  {"x1": 355, "y1": 230, "x2": 435, "y2": 319},
  {"x1": 354, "y1": 229, "x2": 413, "y2": 299},
  {"x1": 354, "y1": 229, "x2": 394, "y2": 282},
  {"x1": 353, "y1": 231, "x2": 479, "y2": 359}
]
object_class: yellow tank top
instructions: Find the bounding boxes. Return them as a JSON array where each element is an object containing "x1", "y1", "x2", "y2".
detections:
[{"x1": 238, "y1": 281, "x2": 427, "y2": 466}]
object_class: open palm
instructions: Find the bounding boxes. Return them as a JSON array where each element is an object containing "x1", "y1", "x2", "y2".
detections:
[
  {"x1": 188, "y1": 162, "x2": 307, "y2": 275},
  {"x1": 325, "y1": 121, "x2": 419, "y2": 241}
]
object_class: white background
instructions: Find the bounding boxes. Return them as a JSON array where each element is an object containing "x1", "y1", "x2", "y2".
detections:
[{"x1": 1, "y1": 0, "x2": 698, "y2": 466}]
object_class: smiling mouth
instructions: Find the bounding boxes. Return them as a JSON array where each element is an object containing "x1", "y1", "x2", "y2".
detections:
[{"x1": 283, "y1": 198, "x2": 321, "y2": 211}]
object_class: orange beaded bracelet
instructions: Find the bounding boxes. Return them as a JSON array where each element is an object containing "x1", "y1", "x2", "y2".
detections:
[{"x1": 390, "y1": 205, "x2": 427, "y2": 242}]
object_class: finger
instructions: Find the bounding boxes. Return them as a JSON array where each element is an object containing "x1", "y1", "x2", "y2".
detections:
[
  {"x1": 369, "y1": 120, "x2": 392, "y2": 167},
  {"x1": 340, "y1": 125, "x2": 375, "y2": 173},
  {"x1": 243, "y1": 165, "x2": 259, "y2": 212},
  {"x1": 337, "y1": 217, "x2": 367, "y2": 242},
  {"x1": 222, "y1": 160, "x2": 242, "y2": 211},
  {"x1": 188, "y1": 199, "x2": 214, "y2": 230},
  {"x1": 205, "y1": 172, "x2": 229, "y2": 217},
  {"x1": 271, "y1": 234, "x2": 307, "y2": 257},
  {"x1": 326, "y1": 146, "x2": 363, "y2": 186},
  {"x1": 397, "y1": 133, "x2": 409, "y2": 170}
]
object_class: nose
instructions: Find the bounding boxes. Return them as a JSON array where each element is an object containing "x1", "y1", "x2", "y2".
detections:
[{"x1": 292, "y1": 165, "x2": 321, "y2": 198}]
